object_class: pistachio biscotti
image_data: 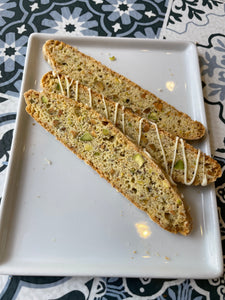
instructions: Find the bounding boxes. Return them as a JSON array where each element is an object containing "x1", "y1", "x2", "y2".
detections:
[
  {"x1": 41, "y1": 72, "x2": 222, "y2": 186},
  {"x1": 43, "y1": 39, "x2": 205, "y2": 140},
  {"x1": 24, "y1": 89, "x2": 192, "y2": 235}
]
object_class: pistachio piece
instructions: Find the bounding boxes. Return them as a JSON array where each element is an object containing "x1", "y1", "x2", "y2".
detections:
[
  {"x1": 94, "y1": 152, "x2": 100, "y2": 156},
  {"x1": 41, "y1": 95, "x2": 48, "y2": 103},
  {"x1": 148, "y1": 112, "x2": 158, "y2": 121},
  {"x1": 109, "y1": 56, "x2": 116, "y2": 61},
  {"x1": 84, "y1": 144, "x2": 93, "y2": 151},
  {"x1": 133, "y1": 153, "x2": 145, "y2": 168},
  {"x1": 177, "y1": 199, "x2": 182, "y2": 205},
  {"x1": 80, "y1": 132, "x2": 93, "y2": 141},
  {"x1": 174, "y1": 160, "x2": 184, "y2": 170},
  {"x1": 102, "y1": 128, "x2": 110, "y2": 135}
]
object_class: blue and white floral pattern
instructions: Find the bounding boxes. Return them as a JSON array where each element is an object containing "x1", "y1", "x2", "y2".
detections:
[
  {"x1": 200, "y1": 35, "x2": 225, "y2": 120},
  {"x1": 84, "y1": 0, "x2": 168, "y2": 37},
  {"x1": 0, "y1": 32, "x2": 28, "y2": 72},
  {"x1": 0, "y1": 0, "x2": 16, "y2": 27},
  {"x1": 167, "y1": 0, "x2": 225, "y2": 34},
  {"x1": 41, "y1": 6, "x2": 98, "y2": 36},
  {"x1": 102, "y1": 0, "x2": 145, "y2": 25}
]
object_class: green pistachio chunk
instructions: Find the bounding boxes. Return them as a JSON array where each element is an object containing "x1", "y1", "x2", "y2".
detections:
[
  {"x1": 41, "y1": 96, "x2": 48, "y2": 103},
  {"x1": 109, "y1": 56, "x2": 116, "y2": 61},
  {"x1": 147, "y1": 112, "x2": 158, "y2": 121},
  {"x1": 174, "y1": 160, "x2": 184, "y2": 170},
  {"x1": 177, "y1": 199, "x2": 182, "y2": 205},
  {"x1": 102, "y1": 128, "x2": 110, "y2": 135},
  {"x1": 84, "y1": 144, "x2": 93, "y2": 151},
  {"x1": 80, "y1": 132, "x2": 93, "y2": 141},
  {"x1": 133, "y1": 153, "x2": 145, "y2": 167}
]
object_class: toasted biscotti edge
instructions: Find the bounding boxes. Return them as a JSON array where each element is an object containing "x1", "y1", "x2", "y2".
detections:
[
  {"x1": 41, "y1": 71, "x2": 222, "y2": 186},
  {"x1": 24, "y1": 89, "x2": 192, "y2": 235},
  {"x1": 42, "y1": 39, "x2": 205, "y2": 141}
]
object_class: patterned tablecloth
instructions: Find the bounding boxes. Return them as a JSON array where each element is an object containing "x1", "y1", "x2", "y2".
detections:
[{"x1": 0, "y1": 0, "x2": 224, "y2": 299}]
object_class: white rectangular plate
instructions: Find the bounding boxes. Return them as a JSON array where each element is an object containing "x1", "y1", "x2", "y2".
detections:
[{"x1": 0, "y1": 33, "x2": 223, "y2": 278}]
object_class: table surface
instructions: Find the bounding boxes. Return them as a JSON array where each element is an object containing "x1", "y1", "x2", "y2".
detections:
[{"x1": 0, "y1": 0, "x2": 224, "y2": 299}]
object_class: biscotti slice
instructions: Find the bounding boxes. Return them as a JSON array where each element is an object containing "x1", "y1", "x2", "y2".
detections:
[
  {"x1": 24, "y1": 89, "x2": 192, "y2": 235},
  {"x1": 41, "y1": 72, "x2": 222, "y2": 186},
  {"x1": 43, "y1": 39, "x2": 205, "y2": 140}
]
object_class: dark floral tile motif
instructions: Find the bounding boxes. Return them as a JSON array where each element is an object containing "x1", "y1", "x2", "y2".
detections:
[
  {"x1": 0, "y1": 128, "x2": 13, "y2": 173},
  {"x1": 0, "y1": 32, "x2": 27, "y2": 73},
  {"x1": 125, "y1": 278, "x2": 180, "y2": 298},
  {"x1": 31, "y1": 0, "x2": 169, "y2": 38},
  {"x1": 0, "y1": 118, "x2": 15, "y2": 197},
  {"x1": 162, "y1": 279, "x2": 209, "y2": 299},
  {"x1": 0, "y1": 31, "x2": 27, "y2": 100},
  {"x1": 85, "y1": 0, "x2": 168, "y2": 37},
  {"x1": 40, "y1": 6, "x2": 99, "y2": 36},
  {"x1": 166, "y1": 0, "x2": 224, "y2": 33},
  {"x1": 0, "y1": 1, "x2": 17, "y2": 27},
  {"x1": 0, "y1": 276, "x2": 67, "y2": 300},
  {"x1": 102, "y1": 1, "x2": 146, "y2": 25},
  {"x1": 93, "y1": 277, "x2": 131, "y2": 299},
  {"x1": 199, "y1": 34, "x2": 225, "y2": 123}
]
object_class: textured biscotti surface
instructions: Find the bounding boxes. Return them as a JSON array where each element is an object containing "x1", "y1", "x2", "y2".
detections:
[
  {"x1": 24, "y1": 89, "x2": 192, "y2": 235},
  {"x1": 41, "y1": 72, "x2": 222, "y2": 186},
  {"x1": 43, "y1": 39, "x2": 205, "y2": 140}
]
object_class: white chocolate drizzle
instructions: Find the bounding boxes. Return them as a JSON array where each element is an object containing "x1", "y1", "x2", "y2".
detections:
[
  {"x1": 114, "y1": 102, "x2": 119, "y2": 125},
  {"x1": 169, "y1": 137, "x2": 179, "y2": 186},
  {"x1": 122, "y1": 106, "x2": 125, "y2": 134},
  {"x1": 143, "y1": 148, "x2": 152, "y2": 159},
  {"x1": 180, "y1": 138, "x2": 201, "y2": 185},
  {"x1": 65, "y1": 76, "x2": 73, "y2": 98},
  {"x1": 201, "y1": 154, "x2": 207, "y2": 186},
  {"x1": 170, "y1": 137, "x2": 179, "y2": 180},
  {"x1": 52, "y1": 73, "x2": 207, "y2": 187},
  {"x1": 88, "y1": 88, "x2": 92, "y2": 108},
  {"x1": 152, "y1": 122, "x2": 168, "y2": 174},
  {"x1": 56, "y1": 74, "x2": 73, "y2": 98},
  {"x1": 138, "y1": 118, "x2": 167, "y2": 173},
  {"x1": 65, "y1": 76, "x2": 69, "y2": 97},
  {"x1": 102, "y1": 94, "x2": 108, "y2": 119},
  {"x1": 75, "y1": 80, "x2": 79, "y2": 101},
  {"x1": 170, "y1": 137, "x2": 204, "y2": 185},
  {"x1": 138, "y1": 118, "x2": 144, "y2": 146},
  {"x1": 57, "y1": 74, "x2": 64, "y2": 95}
]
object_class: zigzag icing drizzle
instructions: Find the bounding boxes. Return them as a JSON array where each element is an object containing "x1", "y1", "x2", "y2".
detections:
[
  {"x1": 121, "y1": 105, "x2": 125, "y2": 134},
  {"x1": 113, "y1": 102, "x2": 119, "y2": 125},
  {"x1": 52, "y1": 72, "x2": 207, "y2": 186},
  {"x1": 88, "y1": 88, "x2": 93, "y2": 108},
  {"x1": 102, "y1": 94, "x2": 108, "y2": 119}
]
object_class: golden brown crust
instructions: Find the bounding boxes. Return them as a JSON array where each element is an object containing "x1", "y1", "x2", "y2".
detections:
[
  {"x1": 42, "y1": 39, "x2": 205, "y2": 140},
  {"x1": 41, "y1": 72, "x2": 221, "y2": 185},
  {"x1": 24, "y1": 89, "x2": 192, "y2": 235}
]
